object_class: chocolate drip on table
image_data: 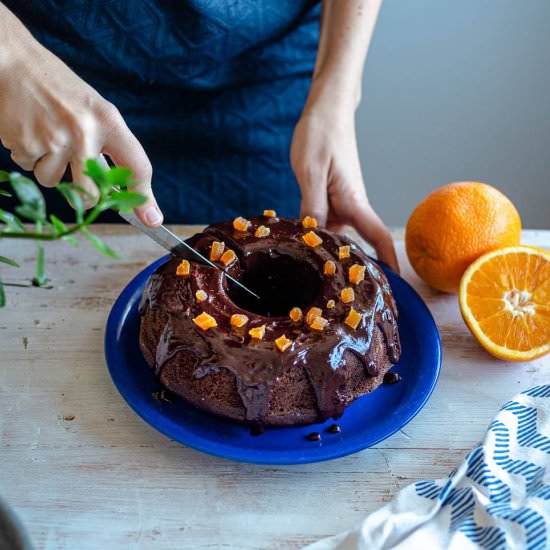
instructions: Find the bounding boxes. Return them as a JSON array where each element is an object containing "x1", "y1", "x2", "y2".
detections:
[{"x1": 140, "y1": 217, "x2": 400, "y2": 425}]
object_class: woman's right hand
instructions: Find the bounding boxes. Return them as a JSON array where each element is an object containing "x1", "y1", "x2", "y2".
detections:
[{"x1": 0, "y1": 4, "x2": 163, "y2": 226}]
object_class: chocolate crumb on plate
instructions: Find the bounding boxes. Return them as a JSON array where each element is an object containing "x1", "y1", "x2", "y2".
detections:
[
  {"x1": 383, "y1": 372, "x2": 401, "y2": 385},
  {"x1": 305, "y1": 431, "x2": 321, "y2": 442},
  {"x1": 327, "y1": 423, "x2": 341, "y2": 434}
]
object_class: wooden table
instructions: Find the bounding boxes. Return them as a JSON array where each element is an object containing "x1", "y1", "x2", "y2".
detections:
[{"x1": 1, "y1": 226, "x2": 548, "y2": 550}]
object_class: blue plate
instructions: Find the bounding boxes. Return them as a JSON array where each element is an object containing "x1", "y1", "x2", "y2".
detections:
[{"x1": 105, "y1": 256, "x2": 442, "y2": 465}]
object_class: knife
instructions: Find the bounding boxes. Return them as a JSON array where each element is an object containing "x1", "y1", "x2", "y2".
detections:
[{"x1": 118, "y1": 210, "x2": 260, "y2": 300}]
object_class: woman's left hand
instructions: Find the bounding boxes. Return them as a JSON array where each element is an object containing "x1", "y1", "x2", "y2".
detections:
[{"x1": 290, "y1": 99, "x2": 399, "y2": 272}]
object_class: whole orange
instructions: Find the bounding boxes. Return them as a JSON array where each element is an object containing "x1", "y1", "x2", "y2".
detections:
[{"x1": 405, "y1": 182, "x2": 521, "y2": 293}]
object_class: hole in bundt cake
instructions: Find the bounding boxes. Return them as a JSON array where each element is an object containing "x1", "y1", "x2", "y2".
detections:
[{"x1": 227, "y1": 251, "x2": 323, "y2": 316}]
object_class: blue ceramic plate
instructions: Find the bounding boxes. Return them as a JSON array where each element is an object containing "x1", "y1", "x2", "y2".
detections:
[{"x1": 105, "y1": 256, "x2": 442, "y2": 465}]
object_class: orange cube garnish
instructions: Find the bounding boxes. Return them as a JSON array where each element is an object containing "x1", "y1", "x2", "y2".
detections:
[
  {"x1": 176, "y1": 259, "x2": 190, "y2": 277},
  {"x1": 344, "y1": 308, "x2": 362, "y2": 330},
  {"x1": 275, "y1": 334, "x2": 293, "y2": 352},
  {"x1": 230, "y1": 313, "x2": 249, "y2": 328},
  {"x1": 289, "y1": 307, "x2": 303, "y2": 323},
  {"x1": 220, "y1": 249, "x2": 237, "y2": 266},
  {"x1": 323, "y1": 260, "x2": 336, "y2": 276},
  {"x1": 340, "y1": 287, "x2": 355, "y2": 304},
  {"x1": 305, "y1": 306, "x2": 323, "y2": 325},
  {"x1": 349, "y1": 264, "x2": 366, "y2": 284},
  {"x1": 302, "y1": 231, "x2": 323, "y2": 248},
  {"x1": 326, "y1": 299, "x2": 335, "y2": 309},
  {"x1": 310, "y1": 316, "x2": 328, "y2": 331},
  {"x1": 248, "y1": 324, "x2": 266, "y2": 340},
  {"x1": 233, "y1": 216, "x2": 250, "y2": 232},
  {"x1": 301, "y1": 216, "x2": 318, "y2": 229},
  {"x1": 338, "y1": 245, "x2": 351, "y2": 260},
  {"x1": 263, "y1": 209, "x2": 277, "y2": 218},
  {"x1": 209, "y1": 241, "x2": 225, "y2": 261},
  {"x1": 254, "y1": 225, "x2": 271, "y2": 238},
  {"x1": 192, "y1": 312, "x2": 217, "y2": 331},
  {"x1": 195, "y1": 289, "x2": 208, "y2": 302}
]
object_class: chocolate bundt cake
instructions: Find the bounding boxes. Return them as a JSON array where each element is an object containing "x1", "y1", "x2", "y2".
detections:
[{"x1": 139, "y1": 214, "x2": 401, "y2": 427}]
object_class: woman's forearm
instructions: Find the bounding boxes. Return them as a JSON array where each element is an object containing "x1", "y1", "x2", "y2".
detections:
[{"x1": 307, "y1": 0, "x2": 382, "y2": 111}]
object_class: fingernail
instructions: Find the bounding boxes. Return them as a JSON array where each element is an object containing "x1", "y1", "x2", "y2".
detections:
[{"x1": 144, "y1": 206, "x2": 163, "y2": 226}]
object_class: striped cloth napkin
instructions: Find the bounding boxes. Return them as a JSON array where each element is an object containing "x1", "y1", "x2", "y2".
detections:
[{"x1": 306, "y1": 385, "x2": 550, "y2": 550}]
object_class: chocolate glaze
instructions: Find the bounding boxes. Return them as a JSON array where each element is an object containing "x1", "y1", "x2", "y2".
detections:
[{"x1": 139, "y1": 217, "x2": 400, "y2": 425}]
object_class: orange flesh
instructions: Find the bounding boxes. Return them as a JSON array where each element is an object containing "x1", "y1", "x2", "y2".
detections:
[
  {"x1": 301, "y1": 216, "x2": 318, "y2": 229},
  {"x1": 464, "y1": 250, "x2": 550, "y2": 352},
  {"x1": 254, "y1": 225, "x2": 271, "y2": 238},
  {"x1": 349, "y1": 264, "x2": 366, "y2": 284},
  {"x1": 302, "y1": 231, "x2": 323, "y2": 248},
  {"x1": 326, "y1": 299, "x2": 335, "y2": 309},
  {"x1": 338, "y1": 246, "x2": 351, "y2": 260},
  {"x1": 248, "y1": 325, "x2": 266, "y2": 340},
  {"x1": 324, "y1": 260, "x2": 336, "y2": 276},
  {"x1": 344, "y1": 308, "x2": 362, "y2": 330},
  {"x1": 233, "y1": 216, "x2": 250, "y2": 232},
  {"x1": 195, "y1": 290, "x2": 208, "y2": 302},
  {"x1": 263, "y1": 209, "x2": 277, "y2": 218},
  {"x1": 176, "y1": 259, "x2": 190, "y2": 277},
  {"x1": 192, "y1": 312, "x2": 217, "y2": 331},
  {"x1": 220, "y1": 249, "x2": 237, "y2": 266},
  {"x1": 310, "y1": 316, "x2": 328, "y2": 331},
  {"x1": 230, "y1": 314, "x2": 249, "y2": 328},
  {"x1": 305, "y1": 307, "x2": 323, "y2": 325},
  {"x1": 289, "y1": 307, "x2": 303, "y2": 323},
  {"x1": 275, "y1": 334, "x2": 293, "y2": 352},
  {"x1": 340, "y1": 287, "x2": 355, "y2": 304},
  {"x1": 210, "y1": 241, "x2": 225, "y2": 261}
]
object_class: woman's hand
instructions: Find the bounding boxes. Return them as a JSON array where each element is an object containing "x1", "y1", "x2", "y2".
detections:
[
  {"x1": 0, "y1": 4, "x2": 163, "y2": 226},
  {"x1": 291, "y1": 98, "x2": 399, "y2": 271}
]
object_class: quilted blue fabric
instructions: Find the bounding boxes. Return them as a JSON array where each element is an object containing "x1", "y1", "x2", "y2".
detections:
[
  {"x1": 0, "y1": 1, "x2": 320, "y2": 223},
  {"x1": 307, "y1": 385, "x2": 550, "y2": 550}
]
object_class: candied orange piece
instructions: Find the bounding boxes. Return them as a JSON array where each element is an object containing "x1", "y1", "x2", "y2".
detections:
[
  {"x1": 305, "y1": 306, "x2": 323, "y2": 325},
  {"x1": 344, "y1": 308, "x2": 362, "y2": 330},
  {"x1": 349, "y1": 264, "x2": 366, "y2": 285},
  {"x1": 340, "y1": 287, "x2": 355, "y2": 304},
  {"x1": 176, "y1": 259, "x2": 190, "y2": 277},
  {"x1": 209, "y1": 241, "x2": 225, "y2": 261},
  {"x1": 326, "y1": 299, "x2": 335, "y2": 309},
  {"x1": 230, "y1": 313, "x2": 249, "y2": 328},
  {"x1": 310, "y1": 316, "x2": 328, "y2": 331},
  {"x1": 192, "y1": 312, "x2": 217, "y2": 331},
  {"x1": 220, "y1": 249, "x2": 237, "y2": 266},
  {"x1": 289, "y1": 307, "x2": 303, "y2": 323},
  {"x1": 323, "y1": 260, "x2": 336, "y2": 276},
  {"x1": 233, "y1": 216, "x2": 250, "y2": 232},
  {"x1": 275, "y1": 334, "x2": 293, "y2": 352},
  {"x1": 248, "y1": 324, "x2": 266, "y2": 340},
  {"x1": 301, "y1": 216, "x2": 318, "y2": 229},
  {"x1": 302, "y1": 231, "x2": 323, "y2": 248},
  {"x1": 195, "y1": 289, "x2": 208, "y2": 302},
  {"x1": 254, "y1": 225, "x2": 271, "y2": 238},
  {"x1": 338, "y1": 245, "x2": 351, "y2": 260},
  {"x1": 263, "y1": 209, "x2": 277, "y2": 218}
]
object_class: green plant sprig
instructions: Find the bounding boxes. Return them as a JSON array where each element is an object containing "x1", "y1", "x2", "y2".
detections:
[{"x1": 0, "y1": 159, "x2": 147, "y2": 307}]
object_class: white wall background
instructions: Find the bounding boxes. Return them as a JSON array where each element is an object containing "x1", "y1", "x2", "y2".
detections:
[{"x1": 357, "y1": 0, "x2": 550, "y2": 228}]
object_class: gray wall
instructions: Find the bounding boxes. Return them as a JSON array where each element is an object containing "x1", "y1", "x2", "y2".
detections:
[{"x1": 357, "y1": 0, "x2": 550, "y2": 228}]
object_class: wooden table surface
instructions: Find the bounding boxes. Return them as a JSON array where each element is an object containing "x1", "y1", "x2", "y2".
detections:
[{"x1": 1, "y1": 226, "x2": 548, "y2": 550}]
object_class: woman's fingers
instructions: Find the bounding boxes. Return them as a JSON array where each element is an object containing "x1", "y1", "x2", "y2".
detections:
[
  {"x1": 70, "y1": 156, "x2": 100, "y2": 208},
  {"x1": 102, "y1": 113, "x2": 163, "y2": 227},
  {"x1": 34, "y1": 151, "x2": 71, "y2": 188},
  {"x1": 351, "y1": 202, "x2": 399, "y2": 273},
  {"x1": 296, "y1": 167, "x2": 329, "y2": 226}
]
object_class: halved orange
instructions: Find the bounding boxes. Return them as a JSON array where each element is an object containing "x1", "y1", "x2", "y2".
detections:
[{"x1": 459, "y1": 246, "x2": 550, "y2": 361}]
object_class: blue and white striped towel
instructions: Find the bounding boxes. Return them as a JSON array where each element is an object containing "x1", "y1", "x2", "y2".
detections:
[{"x1": 306, "y1": 385, "x2": 550, "y2": 550}]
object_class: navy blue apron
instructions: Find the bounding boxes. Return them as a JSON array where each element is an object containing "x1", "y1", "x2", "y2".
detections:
[{"x1": 0, "y1": 1, "x2": 320, "y2": 223}]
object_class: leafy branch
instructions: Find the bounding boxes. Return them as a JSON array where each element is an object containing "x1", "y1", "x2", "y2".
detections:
[{"x1": 0, "y1": 159, "x2": 146, "y2": 306}]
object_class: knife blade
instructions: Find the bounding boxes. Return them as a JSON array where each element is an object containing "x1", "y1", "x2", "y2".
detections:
[{"x1": 118, "y1": 210, "x2": 260, "y2": 300}]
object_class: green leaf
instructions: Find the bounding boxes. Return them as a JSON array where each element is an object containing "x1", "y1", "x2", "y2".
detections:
[
  {"x1": 0, "y1": 209, "x2": 25, "y2": 232},
  {"x1": 10, "y1": 173, "x2": 46, "y2": 221},
  {"x1": 106, "y1": 166, "x2": 133, "y2": 189},
  {"x1": 110, "y1": 190, "x2": 146, "y2": 211},
  {"x1": 34, "y1": 243, "x2": 47, "y2": 286},
  {"x1": 83, "y1": 159, "x2": 108, "y2": 190},
  {"x1": 61, "y1": 234, "x2": 79, "y2": 247},
  {"x1": 15, "y1": 204, "x2": 44, "y2": 223},
  {"x1": 0, "y1": 256, "x2": 20, "y2": 267},
  {"x1": 81, "y1": 227, "x2": 119, "y2": 258},
  {"x1": 56, "y1": 183, "x2": 84, "y2": 223},
  {"x1": 0, "y1": 170, "x2": 9, "y2": 183},
  {"x1": 0, "y1": 189, "x2": 11, "y2": 197},
  {"x1": 49, "y1": 214, "x2": 68, "y2": 236},
  {"x1": 0, "y1": 280, "x2": 5, "y2": 307}
]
